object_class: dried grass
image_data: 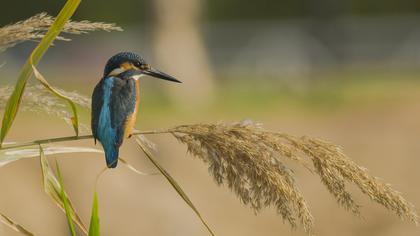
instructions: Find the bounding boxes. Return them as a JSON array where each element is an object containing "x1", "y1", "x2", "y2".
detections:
[
  {"x1": 0, "y1": 12, "x2": 122, "y2": 51},
  {"x1": 169, "y1": 121, "x2": 418, "y2": 233},
  {"x1": 0, "y1": 84, "x2": 91, "y2": 132}
]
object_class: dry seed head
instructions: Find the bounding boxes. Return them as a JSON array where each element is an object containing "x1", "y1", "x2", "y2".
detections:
[
  {"x1": 169, "y1": 121, "x2": 418, "y2": 233},
  {"x1": 0, "y1": 12, "x2": 122, "y2": 51},
  {"x1": 170, "y1": 122, "x2": 314, "y2": 232},
  {"x1": 0, "y1": 85, "x2": 91, "y2": 132}
]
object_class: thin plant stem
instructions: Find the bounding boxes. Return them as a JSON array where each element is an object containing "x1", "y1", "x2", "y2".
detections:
[
  {"x1": 135, "y1": 137, "x2": 215, "y2": 236},
  {"x1": 0, "y1": 130, "x2": 169, "y2": 150}
]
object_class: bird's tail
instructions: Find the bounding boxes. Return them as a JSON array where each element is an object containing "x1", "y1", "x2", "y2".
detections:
[{"x1": 105, "y1": 146, "x2": 119, "y2": 168}]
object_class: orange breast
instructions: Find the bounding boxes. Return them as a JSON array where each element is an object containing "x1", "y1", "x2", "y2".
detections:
[{"x1": 123, "y1": 80, "x2": 140, "y2": 139}]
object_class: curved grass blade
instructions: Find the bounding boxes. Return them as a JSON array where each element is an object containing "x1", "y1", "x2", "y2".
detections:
[
  {"x1": 0, "y1": 144, "x2": 157, "y2": 177},
  {"x1": 55, "y1": 160, "x2": 76, "y2": 236},
  {"x1": 88, "y1": 192, "x2": 100, "y2": 236},
  {"x1": 0, "y1": 145, "x2": 102, "y2": 167},
  {"x1": 39, "y1": 145, "x2": 88, "y2": 235},
  {"x1": 0, "y1": 212, "x2": 34, "y2": 236},
  {"x1": 0, "y1": 0, "x2": 81, "y2": 146},
  {"x1": 135, "y1": 137, "x2": 215, "y2": 236},
  {"x1": 119, "y1": 157, "x2": 160, "y2": 176},
  {"x1": 32, "y1": 65, "x2": 78, "y2": 135}
]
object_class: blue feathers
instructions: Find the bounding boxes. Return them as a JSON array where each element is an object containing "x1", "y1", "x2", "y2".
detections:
[
  {"x1": 104, "y1": 145, "x2": 119, "y2": 168},
  {"x1": 91, "y1": 75, "x2": 139, "y2": 168},
  {"x1": 97, "y1": 77, "x2": 119, "y2": 168},
  {"x1": 93, "y1": 52, "x2": 177, "y2": 168}
]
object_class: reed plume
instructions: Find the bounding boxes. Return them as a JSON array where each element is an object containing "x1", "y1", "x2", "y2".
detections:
[
  {"x1": 168, "y1": 121, "x2": 418, "y2": 232},
  {"x1": 0, "y1": 12, "x2": 122, "y2": 51},
  {"x1": 0, "y1": 85, "x2": 91, "y2": 132}
]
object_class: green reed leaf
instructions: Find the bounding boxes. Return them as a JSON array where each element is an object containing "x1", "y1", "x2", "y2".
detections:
[
  {"x1": 55, "y1": 160, "x2": 76, "y2": 236},
  {"x1": 32, "y1": 66, "x2": 79, "y2": 136},
  {"x1": 0, "y1": 0, "x2": 81, "y2": 146},
  {"x1": 88, "y1": 192, "x2": 100, "y2": 236},
  {"x1": 0, "y1": 212, "x2": 34, "y2": 236},
  {"x1": 39, "y1": 145, "x2": 88, "y2": 235},
  {"x1": 135, "y1": 137, "x2": 215, "y2": 236}
]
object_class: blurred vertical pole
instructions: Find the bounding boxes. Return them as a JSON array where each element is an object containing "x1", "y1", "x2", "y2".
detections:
[{"x1": 152, "y1": 0, "x2": 214, "y2": 106}]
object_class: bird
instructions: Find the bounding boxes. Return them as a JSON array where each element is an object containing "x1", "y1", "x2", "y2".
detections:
[{"x1": 91, "y1": 52, "x2": 181, "y2": 168}]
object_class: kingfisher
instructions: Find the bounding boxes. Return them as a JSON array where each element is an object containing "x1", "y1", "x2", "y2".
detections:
[{"x1": 91, "y1": 52, "x2": 181, "y2": 168}]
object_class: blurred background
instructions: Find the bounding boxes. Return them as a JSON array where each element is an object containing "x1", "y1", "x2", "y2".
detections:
[{"x1": 1, "y1": 0, "x2": 420, "y2": 235}]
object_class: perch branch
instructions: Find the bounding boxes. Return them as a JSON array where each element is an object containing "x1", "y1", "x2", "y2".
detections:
[{"x1": 0, "y1": 130, "x2": 168, "y2": 150}]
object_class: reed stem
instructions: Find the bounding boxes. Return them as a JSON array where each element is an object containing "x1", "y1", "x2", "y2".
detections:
[{"x1": 0, "y1": 130, "x2": 169, "y2": 150}]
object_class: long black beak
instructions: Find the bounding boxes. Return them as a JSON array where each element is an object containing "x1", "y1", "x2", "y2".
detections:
[{"x1": 143, "y1": 67, "x2": 181, "y2": 83}]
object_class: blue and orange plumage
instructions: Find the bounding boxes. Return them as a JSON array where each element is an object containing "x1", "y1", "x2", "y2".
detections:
[{"x1": 92, "y1": 52, "x2": 180, "y2": 168}]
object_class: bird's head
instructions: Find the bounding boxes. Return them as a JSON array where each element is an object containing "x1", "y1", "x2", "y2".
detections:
[{"x1": 103, "y1": 52, "x2": 181, "y2": 83}]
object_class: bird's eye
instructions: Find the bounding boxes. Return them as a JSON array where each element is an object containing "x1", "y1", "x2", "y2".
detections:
[{"x1": 140, "y1": 64, "x2": 150, "y2": 70}]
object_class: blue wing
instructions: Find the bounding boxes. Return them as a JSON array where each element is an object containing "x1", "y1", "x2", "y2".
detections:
[
  {"x1": 91, "y1": 79, "x2": 104, "y2": 144},
  {"x1": 91, "y1": 76, "x2": 137, "y2": 168}
]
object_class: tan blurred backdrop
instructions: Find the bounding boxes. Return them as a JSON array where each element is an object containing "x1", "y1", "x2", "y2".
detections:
[{"x1": 1, "y1": 0, "x2": 420, "y2": 235}]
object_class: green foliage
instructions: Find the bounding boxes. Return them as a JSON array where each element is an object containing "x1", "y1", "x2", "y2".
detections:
[
  {"x1": 56, "y1": 160, "x2": 77, "y2": 236},
  {"x1": 88, "y1": 192, "x2": 100, "y2": 236},
  {"x1": 0, "y1": 0, "x2": 81, "y2": 146},
  {"x1": 32, "y1": 66, "x2": 79, "y2": 136},
  {"x1": 39, "y1": 145, "x2": 88, "y2": 235}
]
